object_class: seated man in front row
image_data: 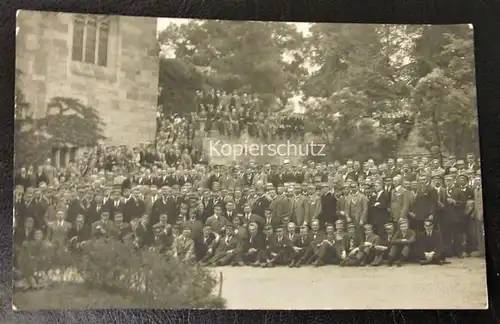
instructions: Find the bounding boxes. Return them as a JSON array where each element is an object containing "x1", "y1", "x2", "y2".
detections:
[
  {"x1": 416, "y1": 218, "x2": 445, "y2": 265},
  {"x1": 202, "y1": 224, "x2": 240, "y2": 267},
  {"x1": 311, "y1": 222, "x2": 339, "y2": 267},
  {"x1": 172, "y1": 226, "x2": 196, "y2": 263},
  {"x1": 388, "y1": 218, "x2": 416, "y2": 267},
  {"x1": 289, "y1": 225, "x2": 312, "y2": 267},
  {"x1": 340, "y1": 222, "x2": 364, "y2": 266},
  {"x1": 356, "y1": 224, "x2": 384, "y2": 266},
  {"x1": 233, "y1": 222, "x2": 264, "y2": 266},
  {"x1": 261, "y1": 225, "x2": 293, "y2": 267}
]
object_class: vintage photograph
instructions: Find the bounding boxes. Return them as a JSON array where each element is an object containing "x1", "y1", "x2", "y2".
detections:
[{"x1": 13, "y1": 10, "x2": 487, "y2": 310}]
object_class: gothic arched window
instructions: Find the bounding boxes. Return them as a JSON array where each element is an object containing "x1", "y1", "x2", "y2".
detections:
[{"x1": 71, "y1": 15, "x2": 110, "y2": 66}]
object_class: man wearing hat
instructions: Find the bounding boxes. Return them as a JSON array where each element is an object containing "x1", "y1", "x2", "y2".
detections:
[
  {"x1": 470, "y1": 175, "x2": 485, "y2": 257},
  {"x1": 340, "y1": 222, "x2": 364, "y2": 266},
  {"x1": 416, "y1": 218, "x2": 445, "y2": 265},
  {"x1": 204, "y1": 224, "x2": 240, "y2": 267},
  {"x1": 466, "y1": 153, "x2": 479, "y2": 172},
  {"x1": 388, "y1": 218, "x2": 416, "y2": 267},
  {"x1": 455, "y1": 160, "x2": 466, "y2": 173},
  {"x1": 454, "y1": 173, "x2": 475, "y2": 257},
  {"x1": 372, "y1": 222, "x2": 396, "y2": 264}
]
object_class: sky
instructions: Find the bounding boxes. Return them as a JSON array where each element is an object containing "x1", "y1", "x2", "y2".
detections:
[{"x1": 157, "y1": 17, "x2": 312, "y2": 35}]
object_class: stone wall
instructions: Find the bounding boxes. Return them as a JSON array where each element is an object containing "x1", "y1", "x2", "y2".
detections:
[{"x1": 16, "y1": 10, "x2": 159, "y2": 146}]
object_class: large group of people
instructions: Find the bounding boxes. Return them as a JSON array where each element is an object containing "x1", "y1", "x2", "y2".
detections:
[
  {"x1": 14, "y1": 150, "x2": 484, "y2": 270},
  {"x1": 157, "y1": 89, "x2": 305, "y2": 143}
]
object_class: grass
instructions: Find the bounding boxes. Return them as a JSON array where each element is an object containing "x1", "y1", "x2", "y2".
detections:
[{"x1": 13, "y1": 283, "x2": 147, "y2": 310}]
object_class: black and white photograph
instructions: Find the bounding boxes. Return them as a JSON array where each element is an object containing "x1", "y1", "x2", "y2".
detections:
[{"x1": 13, "y1": 10, "x2": 487, "y2": 310}]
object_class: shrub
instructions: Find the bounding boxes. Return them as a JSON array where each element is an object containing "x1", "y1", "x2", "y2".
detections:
[{"x1": 15, "y1": 240, "x2": 226, "y2": 309}]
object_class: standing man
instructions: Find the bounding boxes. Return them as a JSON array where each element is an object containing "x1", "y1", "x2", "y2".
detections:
[
  {"x1": 409, "y1": 174, "x2": 437, "y2": 236},
  {"x1": 368, "y1": 179, "x2": 390, "y2": 238},
  {"x1": 470, "y1": 174, "x2": 485, "y2": 257},
  {"x1": 320, "y1": 183, "x2": 338, "y2": 229},
  {"x1": 389, "y1": 175, "x2": 411, "y2": 226},
  {"x1": 345, "y1": 182, "x2": 368, "y2": 231}
]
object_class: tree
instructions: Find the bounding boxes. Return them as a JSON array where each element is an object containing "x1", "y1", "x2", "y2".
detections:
[
  {"x1": 15, "y1": 96, "x2": 106, "y2": 168},
  {"x1": 302, "y1": 24, "x2": 416, "y2": 161},
  {"x1": 157, "y1": 57, "x2": 206, "y2": 115},
  {"x1": 410, "y1": 25, "x2": 477, "y2": 160},
  {"x1": 158, "y1": 20, "x2": 307, "y2": 109}
]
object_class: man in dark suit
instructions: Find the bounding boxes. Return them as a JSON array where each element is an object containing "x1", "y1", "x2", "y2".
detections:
[
  {"x1": 15, "y1": 167, "x2": 30, "y2": 191},
  {"x1": 68, "y1": 214, "x2": 91, "y2": 249},
  {"x1": 67, "y1": 188, "x2": 87, "y2": 224},
  {"x1": 290, "y1": 226, "x2": 312, "y2": 267},
  {"x1": 409, "y1": 174, "x2": 437, "y2": 236},
  {"x1": 87, "y1": 194, "x2": 105, "y2": 225},
  {"x1": 121, "y1": 188, "x2": 139, "y2": 223},
  {"x1": 368, "y1": 180, "x2": 391, "y2": 238},
  {"x1": 261, "y1": 225, "x2": 292, "y2": 267},
  {"x1": 196, "y1": 225, "x2": 220, "y2": 262},
  {"x1": 241, "y1": 203, "x2": 265, "y2": 229},
  {"x1": 135, "y1": 214, "x2": 154, "y2": 248},
  {"x1": 204, "y1": 224, "x2": 240, "y2": 266},
  {"x1": 233, "y1": 222, "x2": 264, "y2": 266},
  {"x1": 340, "y1": 222, "x2": 365, "y2": 266},
  {"x1": 311, "y1": 223, "x2": 339, "y2": 267},
  {"x1": 112, "y1": 211, "x2": 132, "y2": 242},
  {"x1": 417, "y1": 218, "x2": 445, "y2": 265},
  {"x1": 320, "y1": 184, "x2": 338, "y2": 229},
  {"x1": 14, "y1": 216, "x2": 36, "y2": 247},
  {"x1": 151, "y1": 187, "x2": 178, "y2": 225},
  {"x1": 233, "y1": 189, "x2": 247, "y2": 214}
]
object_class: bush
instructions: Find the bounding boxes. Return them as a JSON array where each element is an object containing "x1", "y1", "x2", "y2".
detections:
[{"x1": 15, "y1": 240, "x2": 226, "y2": 309}]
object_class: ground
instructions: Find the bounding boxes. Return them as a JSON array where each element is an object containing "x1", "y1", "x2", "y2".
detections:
[
  {"x1": 213, "y1": 258, "x2": 488, "y2": 309},
  {"x1": 13, "y1": 258, "x2": 487, "y2": 310}
]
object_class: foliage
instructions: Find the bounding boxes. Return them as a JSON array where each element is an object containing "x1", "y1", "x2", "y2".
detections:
[
  {"x1": 409, "y1": 25, "x2": 478, "y2": 158},
  {"x1": 302, "y1": 24, "x2": 416, "y2": 161},
  {"x1": 14, "y1": 97, "x2": 105, "y2": 169},
  {"x1": 15, "y1": 239, "x2": 226, "y2": 309},
  {"x1": 158, "y1": 20, "x2": 307, "y2": 107},
  {"x1": 158, "y1": 57, "x2": 206, "y2": 115},
  {"x1": 13, "y1": 283, "x2": 142, "y2": 310}
]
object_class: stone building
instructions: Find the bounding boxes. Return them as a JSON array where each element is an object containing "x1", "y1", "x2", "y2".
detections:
[{"x1": 15, "y1": 10, "x2": 159, "y2": 167}]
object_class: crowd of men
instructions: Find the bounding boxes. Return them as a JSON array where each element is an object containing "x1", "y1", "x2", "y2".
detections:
[
  {"x1": 157, "y1": 89, "x2": 305, "y2": 142},
  {"x1": 14, "y1": 151, "x2": 484, "y2": 269}
]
